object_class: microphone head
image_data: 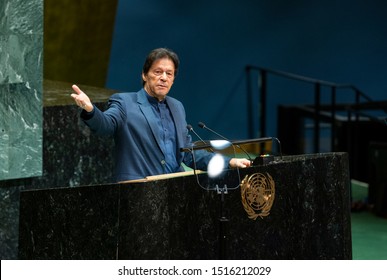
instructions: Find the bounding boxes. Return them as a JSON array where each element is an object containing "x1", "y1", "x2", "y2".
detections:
[
  {"x1": 186, "y1": 124, "x2": 193, "y2": 131},
  {"x1": 198, "y1": 122, "x2": 206, "y2": 128}
]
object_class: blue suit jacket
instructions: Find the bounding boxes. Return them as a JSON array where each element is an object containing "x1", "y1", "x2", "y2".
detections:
[{"x1": 82, "y1": 88, "x2": 214, "y2": 182}]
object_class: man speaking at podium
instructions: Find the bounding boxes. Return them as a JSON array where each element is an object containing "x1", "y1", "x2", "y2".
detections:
[{"x1": 71, "y1": 48, "x2": 250, "y2": 182}]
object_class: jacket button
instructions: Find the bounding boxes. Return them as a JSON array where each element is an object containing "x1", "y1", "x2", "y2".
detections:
[{"x1": 161, "y1": 160, "x2": 166, "y2": 165}]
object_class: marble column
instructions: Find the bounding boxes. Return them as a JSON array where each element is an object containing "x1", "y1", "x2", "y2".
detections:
[{"x1": 0, "y1": 0, "x2": 43, "y2": 180}]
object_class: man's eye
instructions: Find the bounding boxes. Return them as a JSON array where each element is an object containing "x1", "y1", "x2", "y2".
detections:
[{"x1": 154, "y1": 70, "x2": 162, "y2": 75}]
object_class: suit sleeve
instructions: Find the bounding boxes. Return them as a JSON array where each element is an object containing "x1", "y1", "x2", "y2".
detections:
[{"x1": 81, "y1": 94, "x2": 127, "y2": 136}]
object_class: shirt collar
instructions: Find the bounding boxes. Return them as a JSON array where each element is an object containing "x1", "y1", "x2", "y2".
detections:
[{"x1": 145, "y1": 92, "x2": 166, "y2": 105}]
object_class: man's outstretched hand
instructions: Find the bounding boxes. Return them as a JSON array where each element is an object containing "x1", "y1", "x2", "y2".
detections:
[{"x1": 70, "y1": 84, "x2": 93, "y2": 112}]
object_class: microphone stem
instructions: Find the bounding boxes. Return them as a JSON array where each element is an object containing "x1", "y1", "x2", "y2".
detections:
[{"x1": 200, "y1": 123, "x2": 253, "y2": 162}]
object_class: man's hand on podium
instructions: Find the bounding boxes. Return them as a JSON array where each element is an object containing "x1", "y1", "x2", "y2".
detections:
[{"x1": 229, "y1": 158, "x2": 251, "y2": 168}]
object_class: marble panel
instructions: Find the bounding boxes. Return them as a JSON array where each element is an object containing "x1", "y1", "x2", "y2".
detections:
[
  {"x1": 0, "y1": 0, "x2": 43, "y2": 35},
  {"x1": 0, "y1": 81, "x2": 42, "y2": 180},
  {"x1": 19, "y1": 185, "x2": 120, "y2": 259},
  {"x1": 0, "y1": 0, "x2": 43, "y2": 180}
]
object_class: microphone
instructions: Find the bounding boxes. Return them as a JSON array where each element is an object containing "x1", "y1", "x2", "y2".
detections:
[
  {"x1": 197, "y1": 121, "x2": 253, "y2": 162},
  {"x1": 186, "y1": 124, "x2": 214, "y2": 152}
]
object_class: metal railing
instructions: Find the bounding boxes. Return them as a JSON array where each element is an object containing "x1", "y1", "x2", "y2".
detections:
[
  {"x1": 246, "y1": 65, "x2": 387, "y2": 180},
  {"x1": 245, "y1": 65, "x2": 382, "y2": 153}
]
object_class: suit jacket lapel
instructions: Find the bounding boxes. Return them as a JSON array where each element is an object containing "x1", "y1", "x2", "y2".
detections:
[
  {"x1": 167, "y1": 97, "x2": 186, "y2": 157},
  {"x1": 137, "y1": 89, "x2": 165, "y2": 155}
]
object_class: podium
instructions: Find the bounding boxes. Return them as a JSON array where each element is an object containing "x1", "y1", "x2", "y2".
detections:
[{"x1": 18, "y1": 152, "x2": 352, "y2": 259}]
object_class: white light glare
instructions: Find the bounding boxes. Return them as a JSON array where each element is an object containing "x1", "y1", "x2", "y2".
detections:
[
  {"x1": 207, "y1": 154, "x2": 225, "y2": 178},
  {"x1": 210, "y1": 140, "x2": 231, "y2": 150}
]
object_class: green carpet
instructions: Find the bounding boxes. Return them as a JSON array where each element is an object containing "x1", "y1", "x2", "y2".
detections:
[
  {"x1": 351, "y1": 211, "x2": 387, "y2": 259},
  {"x1": 351, "y1": 180, "x2": 387, "y2": 260}
]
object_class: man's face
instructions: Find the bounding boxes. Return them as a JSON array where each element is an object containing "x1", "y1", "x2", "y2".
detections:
[{"x1": 142, "y1": 58, "x2": 175, "y2": 101}]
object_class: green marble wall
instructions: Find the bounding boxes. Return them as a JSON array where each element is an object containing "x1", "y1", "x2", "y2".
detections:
[{"x1": 0, "y1": 0, "x2": 43, "y2": 180}]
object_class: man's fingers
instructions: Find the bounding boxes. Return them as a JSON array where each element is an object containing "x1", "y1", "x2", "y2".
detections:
[
  {"x1": 70, "y1": 84, "x2": 93, "y2": 112},
  {"x1": 72, "y1": 84, "x2": 83, "y2": 95}
]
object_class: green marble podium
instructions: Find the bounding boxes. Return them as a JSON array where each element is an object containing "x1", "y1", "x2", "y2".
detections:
[{"x1": 18, "y1": 152, "x2": 352, "y2": 260}]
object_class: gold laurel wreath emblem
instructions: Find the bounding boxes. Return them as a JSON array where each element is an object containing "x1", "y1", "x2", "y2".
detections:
[{"x1": 241, "y1": 173, "x2": 275, "y2": 220}]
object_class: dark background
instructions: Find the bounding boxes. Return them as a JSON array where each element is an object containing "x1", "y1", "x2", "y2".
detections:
[{"x1": 44, "y1": 0, "x2": 387, "y2": 141}]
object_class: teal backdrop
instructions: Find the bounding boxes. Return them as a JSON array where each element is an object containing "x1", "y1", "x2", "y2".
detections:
[{"x1": 106, "y1": 0, "x2": 387, "y2": 140}]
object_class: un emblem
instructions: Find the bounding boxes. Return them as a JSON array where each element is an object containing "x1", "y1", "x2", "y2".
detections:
[{"x1": 241, "y1": 173, "x2": 275, "y2": 220}]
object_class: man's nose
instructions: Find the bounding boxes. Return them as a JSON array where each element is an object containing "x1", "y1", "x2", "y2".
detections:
[{"x1": 160, "y1": 72, "x2": 167, "y2": 80}]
